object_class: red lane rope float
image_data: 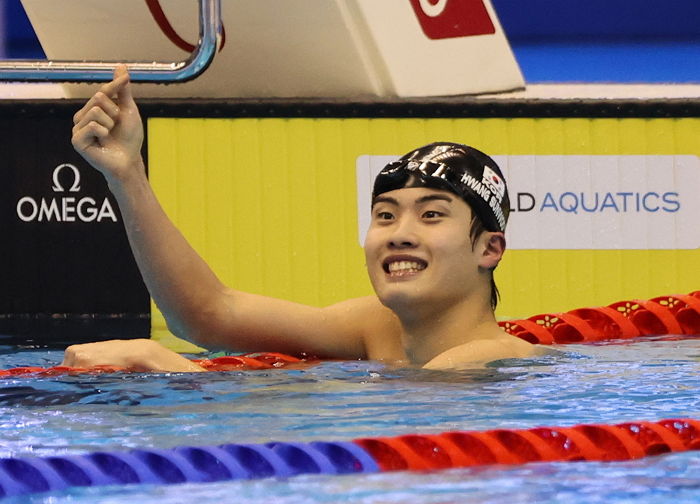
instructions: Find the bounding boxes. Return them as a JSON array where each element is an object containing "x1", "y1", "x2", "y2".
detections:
[
  {"x1": 355, "y1": 418, "x2": 700, "y2": 471},
  {"x1": 0, "y1": 353, "x2": 313, "y2": 378},
  {"x1": 192, "y1": 352, "x2": 304, "y2": 371},
  {"x1": 500, "y1": 290, "x2": 700, "y2": 345},
  {"x1": 1, "y1": 291, "x2": 698, "y2": 378}
]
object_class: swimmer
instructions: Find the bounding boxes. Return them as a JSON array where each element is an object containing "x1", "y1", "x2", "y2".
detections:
[{"x1": 63, "y1": 66, "x2": 542, "y2": 372}]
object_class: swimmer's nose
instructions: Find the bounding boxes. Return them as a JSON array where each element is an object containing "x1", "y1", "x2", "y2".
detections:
[
  {"x1": 388, "y1": 218, "x2": 419, "y2": 249},
  {"x1": 390, "y1": 239, "x2": 416, "y2": 248}
]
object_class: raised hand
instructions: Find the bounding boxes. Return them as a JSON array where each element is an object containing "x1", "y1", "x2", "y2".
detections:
[{"x1": 71, "y1": 65, "x2": 145, "y2": 185}]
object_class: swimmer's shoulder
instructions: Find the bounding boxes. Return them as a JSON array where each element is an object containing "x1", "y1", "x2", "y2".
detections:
[
  {"x1": 325, "y1": 296, "x2": 404, "y2": 360},
  {"x1": 422, "y1": 332, "x2": 552, "y2": 370}
]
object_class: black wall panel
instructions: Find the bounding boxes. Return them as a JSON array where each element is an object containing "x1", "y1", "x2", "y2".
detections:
[{"x1": 0, "y1": 107, "x2": 149, "y2": 346}]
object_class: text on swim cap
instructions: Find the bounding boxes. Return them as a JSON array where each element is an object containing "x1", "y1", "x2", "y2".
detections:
[{"x1": 460, "y1": 173, "x2": 507, "y2": 230}]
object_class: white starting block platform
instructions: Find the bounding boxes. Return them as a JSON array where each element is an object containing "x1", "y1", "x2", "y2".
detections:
[{"x1": 19, "y1": 0, "x2": 524, "y2": 98}]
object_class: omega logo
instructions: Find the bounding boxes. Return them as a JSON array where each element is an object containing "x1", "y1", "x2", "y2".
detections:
[
  {"x1": 418, "y1": 0, "x2": 448, "y2": 17},
  {"x1": 16, "y1": 163, "x2": 118, "y2": 223},
  {"x1": 51, "y1": 163, "x2": 81, "y2": 192}
]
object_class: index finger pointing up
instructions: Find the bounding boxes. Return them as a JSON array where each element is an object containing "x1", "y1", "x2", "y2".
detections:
[
  {"x1": 99, "y1": 64, "x2": 130, "y2": 98},
  {"x1": 73, "y1": 65, "x2": 129, "y2": 124}
]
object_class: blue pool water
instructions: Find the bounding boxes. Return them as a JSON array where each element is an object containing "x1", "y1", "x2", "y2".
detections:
[{"x1": 1, "y1": 338, "x2": 699, "y2": 503}]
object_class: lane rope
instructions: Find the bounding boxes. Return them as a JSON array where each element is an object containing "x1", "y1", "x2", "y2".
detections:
[
  {"x1": 0, "y1": 418, "x2": 698, "y2": 497},
  {"x1": 499, "y1": 290, "x2": 700, "y2": 344}
]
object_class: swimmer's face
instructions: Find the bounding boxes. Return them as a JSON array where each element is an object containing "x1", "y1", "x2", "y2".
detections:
[{"x1": 364, "y1": 187, "x2": 501, "y2": 313}]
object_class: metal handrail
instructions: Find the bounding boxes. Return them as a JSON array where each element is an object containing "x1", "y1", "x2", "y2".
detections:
[{"x1": 0, "y1": 0, "x2": 221, "y2": 83}]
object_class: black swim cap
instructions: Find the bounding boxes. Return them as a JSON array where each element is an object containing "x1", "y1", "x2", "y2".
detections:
[{"x1": 372, "y1": 142, "x2": 510, "y2": 232}]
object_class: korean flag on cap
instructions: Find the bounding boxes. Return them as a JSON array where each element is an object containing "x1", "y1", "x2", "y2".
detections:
[{"x1": 481, "y1": 165, "x2": 506, "y2": 202}]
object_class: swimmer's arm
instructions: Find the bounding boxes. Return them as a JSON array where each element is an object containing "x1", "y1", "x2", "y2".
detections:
[
  {"x1": 60, "y1": 296, "x2": 395, "y2": 372},
  {"x1": 71, "y1": 67, "x2": 381, "y2": 360},
  {"x1": 96, "y1": 175, "x2": 377, "y2": 358},
  {"x1": 191, "y1": 293, "x2": 400, "y2": 360}
]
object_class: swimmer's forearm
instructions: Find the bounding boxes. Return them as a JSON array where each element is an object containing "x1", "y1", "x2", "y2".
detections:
[
  {"x1": 71, "y1": 67, "x2": 272, "y2": 351},
  {"x1": 107, "y1": 163, "x2": 228, "y2": 344}
]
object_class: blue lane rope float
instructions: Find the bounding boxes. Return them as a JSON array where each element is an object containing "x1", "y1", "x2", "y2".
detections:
[
  {"x1": 0, "y1": 441, "x2": 379, "y2": 497},
  {"x1": 0, "y1": 419, "x2": 699, "y2": 498}
]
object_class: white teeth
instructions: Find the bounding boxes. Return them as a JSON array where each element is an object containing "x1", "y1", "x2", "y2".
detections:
[{"x1": 387, "y1": 261, "x2": 426, "y2": 274}]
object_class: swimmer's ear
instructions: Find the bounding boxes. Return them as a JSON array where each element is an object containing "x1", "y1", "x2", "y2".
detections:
[{"x1": 478, "y1": 232, "x2": 506, "y2": 269}]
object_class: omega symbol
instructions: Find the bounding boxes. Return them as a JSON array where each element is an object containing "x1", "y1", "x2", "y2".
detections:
[{"x1": 51, "y1": 163, "x2": 81, "y2": 193}]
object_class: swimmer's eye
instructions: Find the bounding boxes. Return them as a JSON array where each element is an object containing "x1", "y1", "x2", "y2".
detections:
[
  {"x1": 374, "y1": 211, "x2": 394, "y2": 221},
  {"x1": 422, "y1": 210, "x2": 445, "y2": 219}
]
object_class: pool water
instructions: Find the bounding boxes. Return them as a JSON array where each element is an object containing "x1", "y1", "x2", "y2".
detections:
[{"x1": 1, "y1": 338, "x2": 699, "y2": 503}]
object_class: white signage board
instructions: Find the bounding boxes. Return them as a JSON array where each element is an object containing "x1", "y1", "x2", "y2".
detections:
[
  {"x1": 21, "y1": 0, "x2": 523, "y2": 98},
  {"x1": 356, "y1": 155, "x2": 700, "y2": 250}
]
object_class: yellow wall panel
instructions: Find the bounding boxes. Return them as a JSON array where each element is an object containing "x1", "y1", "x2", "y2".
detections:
[{"x1": 147, "y1": 117, "x2": 700, "y2": 345}]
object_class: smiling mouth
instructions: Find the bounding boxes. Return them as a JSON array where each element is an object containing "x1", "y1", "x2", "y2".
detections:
[{"x1": 384, "y1": 260, "x2": 427, "y2": 277}]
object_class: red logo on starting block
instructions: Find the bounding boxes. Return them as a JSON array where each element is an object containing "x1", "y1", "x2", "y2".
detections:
[{"x1": 409, "y1": 0, "x2": 496, "y2": 40}]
